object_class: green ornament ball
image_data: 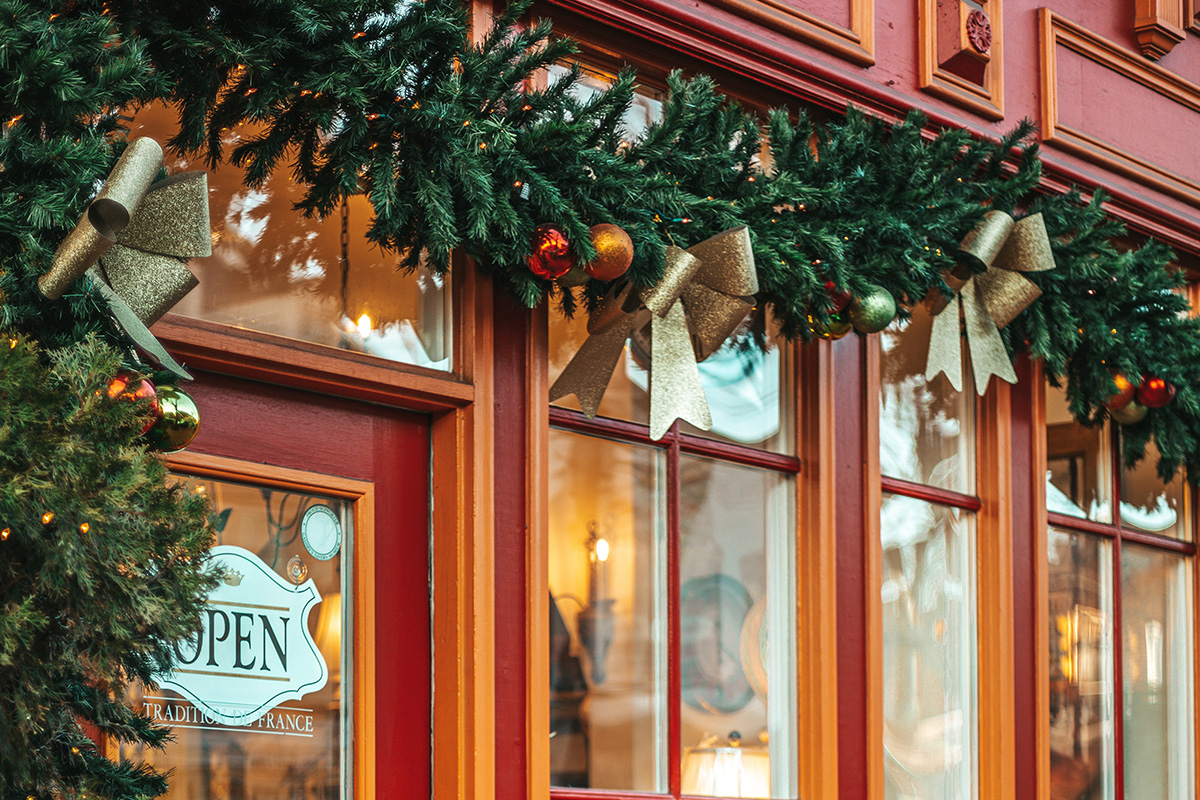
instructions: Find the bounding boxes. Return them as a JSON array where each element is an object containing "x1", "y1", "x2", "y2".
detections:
[
  {"x1": 144, "y1": 385, "x2": 201, "y2": 453},
  {"x1": 809, "y1": 310, "x2": 853, "y2": 340},
  {"x1": 1111, "y1": 400, "x2": 1149, "y2": 426},
  {"x1": 847, "y1": 284, "x2": 897, "y2": 334}
]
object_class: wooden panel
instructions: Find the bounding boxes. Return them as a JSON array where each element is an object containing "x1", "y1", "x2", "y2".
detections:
[
  {"x1": 919, "y1": 0, "x2": 1005, "y2": 120},
  {"x1": 703, "y1": 0, "x2": 875, "y2": 66},
  {"x1": 1135, "y1": 0, "x2": 1187, "y2": 59},
  {"x1": 1041, "y1": 10, "x2": 1200, "y2": 209}
]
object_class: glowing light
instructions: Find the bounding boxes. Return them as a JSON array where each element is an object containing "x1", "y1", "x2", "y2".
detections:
[
  {"x1": 357, "y1": 313, "x2": 374, "y2": 338},
  {"x1": 1, "y1": 528, "x2": 9, "y2": 541},
  {"x1": 595, "y1": 538, "x2": 610, "y2": 562},
  {"x1": 41, "y1": 511, "x2": 54, "y2": 525},
  {"x1": 78, "y1": 523, "x2": 89, "y2": 534}
]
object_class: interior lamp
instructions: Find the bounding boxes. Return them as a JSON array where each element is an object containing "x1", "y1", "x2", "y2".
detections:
[
  {"x1": 577, "y1": 522, "x2": 616, "y2": 684},
  {"x1": 315, "y1": 592, "x2": 342, "y2": 705},
  {"x1": 681, "y1": 732, "x2": 771, "y2": 798}
]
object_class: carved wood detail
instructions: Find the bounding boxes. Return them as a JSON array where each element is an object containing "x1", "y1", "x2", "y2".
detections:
[
  {"x1": 919, "y1": 0, "x2": 1004, "y2": 119},
  {"x1": 701, "y1": 0, "x2": 875, "y2": 66},
  {"x1": 1134, "y1": 0, "x2": 1187, "y2": 59},
  {"x1": 1040, "y1": 9, "x2": 1200, "y2": 208}
]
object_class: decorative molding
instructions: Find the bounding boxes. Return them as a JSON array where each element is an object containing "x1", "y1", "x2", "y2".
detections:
[
  {"x1": 1134, "y1": 0, "x2": 1187, "y2": 59},
  {"x1": 702, "y1": 0, "x2": 875, "y2": 66},
  {"x1": 919, "y1": 0, "x2": 1005, "y2": 120},
  {"x1": 1040, "y1": 9, "x2": 1200, "y2": 208}
]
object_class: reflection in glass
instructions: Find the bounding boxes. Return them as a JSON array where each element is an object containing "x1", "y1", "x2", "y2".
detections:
[
  {"x1": 678, "y1": 457, "x2": 795, "y2": 798},
  {"x1": 115, "y1": 479, "x2": 350, "y2": 799},
  {"x1": 548, "y1": 430, "x2": 666, "y2": 792},
  {"x1": 1121, "y1": 545, "x2": 1194, "y2": 799},
  {"x1": 881, "y1": 496, "x2": 977, "y2": 800},
  {"x1": 131, "y1": 103, "x2": 451, "y2": 369},
  {"x1": 1047, "y1": 529, "x2": 1115, "y2": 800},
  {"x1": 1045, "y1": 382, "x2": 1112, "y2": 523},
  {"x1": 1120, "y1": 438, "x2": 1189, "y2": 541},
  {"x1": 880, "y1": 307, "x2": 974, "y2": 493}
]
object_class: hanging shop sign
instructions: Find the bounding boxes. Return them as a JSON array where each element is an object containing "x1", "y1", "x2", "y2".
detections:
[{"x1": 158, "y1": 545, "x2": 329, "y2": 726}]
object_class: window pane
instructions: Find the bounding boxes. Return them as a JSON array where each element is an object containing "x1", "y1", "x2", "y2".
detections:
[
  {"x1": 881, "y1": 495, "x2": 977, "y2": 800},
  {"x1": 1047, "y1": 528, "x2": 1115, "y2": 800},
  {"x1": 880, "y1": 307, "x2": 974, "y2": 493},
  {"x1": 1120, "y1": 438, "x2": 1189, "y2": 541},
  {"x1": 548, "y1": 430, "x2": 667, "y2": 792},
  {"x1": 1045, "y1": 382, "x2": 1113, "y2": 523},
  {"x1": 131, "y1": 104, "x2": 452, "y2": 370},
  {"x1": 1122, "y1": 544, "x2": 1194, "y2": 799},
  {"x1": 678, "y1": 457, "x2": 796, "y2": 798},
  {"x1": 116, "y1": 479, "x2": 351, "y2": 798}
]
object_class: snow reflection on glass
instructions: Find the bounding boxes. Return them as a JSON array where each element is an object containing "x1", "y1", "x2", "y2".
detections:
[
  {"x1": 1045, "y1": 381, "x2": 1113, "y2": 524},
  {"x1": 1119, "y1": 438, "x2": 1189, "y2": 541}
]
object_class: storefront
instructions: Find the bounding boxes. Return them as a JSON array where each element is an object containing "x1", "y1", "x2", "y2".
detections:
[{"x1": 73, "y1": 1, "x2": 1200, "y2": 798}]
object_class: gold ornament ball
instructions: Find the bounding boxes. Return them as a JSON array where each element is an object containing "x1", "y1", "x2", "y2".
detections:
[
  {"x1": 583, "y1": 223, "x2": 634, "y2": 281},
  {"x1": 144, "y1": 385, "x2": 201, "y2": 453},
  {"x1": 809, "y1": 311, "x2": 853, "y2": 340},
  {"x1": 1111, "y1": 400, "x2": 1149, "y2": 425},
  {"x1": 847, "y1": 284, "x2": 897, "y2": 334}
]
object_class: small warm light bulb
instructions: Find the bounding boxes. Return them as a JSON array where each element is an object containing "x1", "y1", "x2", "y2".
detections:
[
  {"x1": 357, "y1": 313, "x2": 373, "y2": 338},
  {"x1": 78, "y1": 523, "x2": 89, "y2": 534},
  {"x1": 1, "y1": 528, "x2": 10, "y2": 541},
  {"x1": 41, "y1": 511, "x2": 54, "y2": 525},
  {"x1": 595, "y1": 538, "x2": 610, "y2": 562}
]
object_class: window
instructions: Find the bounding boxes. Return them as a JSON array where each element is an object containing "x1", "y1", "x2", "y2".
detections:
[
  {"x1": 878, "y1": 305, "x2": 981, "y2": 800},
  {"x1": 548, "y1": 282, "x2": 798, "y2": 798},
  {"x1": 1046, "y1": 381, "x2": 1196, "y2": 800}
]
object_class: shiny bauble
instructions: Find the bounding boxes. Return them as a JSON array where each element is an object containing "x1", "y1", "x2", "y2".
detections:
[
  {"x1": 808, "y1": 310, "x2": 853, "y2": 340},
  {"x1": 144, "y1": 385, "x2": 200, "y2": 453},
  {"x1": 107, "y1": 370, "x2": 159, "y2": 435},
  {"x1": 847, "y1": 284, "x2": 897, "y2": 334},
  {"x1": 528, "y1": 223, "x2": 576, "y2": 279},
  {"x1": 1136, "y1": 375, "x2": 1175, "y2": 409},
  {"x1": 1102, "y1": 372, "x2": 1137, "y2": 411},
  {"x1": 1111, "y1": 400, "x2": 1149, "y2": 425},
  {"x1": 584, "y1": 223, "x2": 634, "y2": 281},
  {"x1": 824, "y1": 280, "x2": 852, "y2": 313}
]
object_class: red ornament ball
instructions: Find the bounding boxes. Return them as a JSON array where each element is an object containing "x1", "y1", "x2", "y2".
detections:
[
  {"x1": 1137, "y1": 375, "x2": 1175, "y2": 409},
  {"x1": 1103, "y1": 372, "x2": 1137, "y2": 411},
  {"x1": 107, "y1": 370, "x2": 159, "y2": 435},
  {"x1": 528, "y1": 223, "x2": 576, "y2": 279},
  {"x1": 824, "y1": 280, "x2": 852, "y2": 313},
  {"x1": 583, "y1": 223, "x2": 634, "y2": 281}
]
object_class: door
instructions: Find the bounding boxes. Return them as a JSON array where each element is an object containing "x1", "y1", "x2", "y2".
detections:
[{"x1": 114, "y1": 370, "x2": 431, "y2": 798}]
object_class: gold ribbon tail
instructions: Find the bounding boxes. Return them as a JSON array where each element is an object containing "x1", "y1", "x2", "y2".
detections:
[
  {"x1": 548, "y1": 315, "x2": 636, "y2": 418},
  {"x1": 648, "y1": 302, "x2": 710, "y2": 440},
  {"x1": 925, "y1": 295, "x2": 965, "y2": 392},
  {"x1": 962, "y1": 280, "x2": 1016, "y2": 394},
  {"x1": 92, "y1": 279, "x2": 192, "y2": 381}
]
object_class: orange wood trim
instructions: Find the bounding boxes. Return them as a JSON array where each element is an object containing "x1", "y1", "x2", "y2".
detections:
[
  {"x1": 798, "y1": 338, "x2": 841, "y2": 799},
  {"x1": 1030, "y1": 365, "x2": 1050, "y2": 800},
  {"x1": 1190, "y1": 0, "x2": 1200, "y2": 32},
  {"x1": 527, "y1": 302, "x2": 551, "y2": 800},
  {"x1": 977, "y1": 383, "x2": 1015, "y2": 800},
  {"x1": 432, "y1": 254, "x2": 496, "y2": 800},
  {"x1": 1040, "y1": 9, "x2": 1200, "y2": 209},
  {"x1": 164, "y1": 453, "x2": 377, "y2": 799},
  {"x1": 864, "y1": 337, "x2": 884, "y2": 800},
  {"x1": 1134, "y1": 0, "x2": 1187, "y2": 59},
  {"x1": 153, "y1": 315, "x2": 473, "y2": 413},
  {"x1": 702, "y1": 0, "x2": 875, "y2": 66},
  {"x1": 919, "y1": 0, "x2": 1005, "y2": 120}
]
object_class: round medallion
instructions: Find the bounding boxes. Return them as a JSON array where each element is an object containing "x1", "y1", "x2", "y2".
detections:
[
  {"x1": 301, "y1": 504, "x2": 343, "y2": 561},
  {"x1": 966, "y1": 9, "x2": 993, "y2": 54}
]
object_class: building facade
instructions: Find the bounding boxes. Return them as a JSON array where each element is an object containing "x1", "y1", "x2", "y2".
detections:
[{"x1": 126, "y1": 0, "x2": 1200, "y2": 798}]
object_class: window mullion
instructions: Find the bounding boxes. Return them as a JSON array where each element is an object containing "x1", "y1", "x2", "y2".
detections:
[{"x1": 667, "y1": 430, "x2": 682, "y2": 797}]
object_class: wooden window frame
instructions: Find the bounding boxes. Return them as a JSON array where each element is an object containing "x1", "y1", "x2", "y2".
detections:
[{"x1": 865, "y1": 338, "x2": 1016, "y2": 800}]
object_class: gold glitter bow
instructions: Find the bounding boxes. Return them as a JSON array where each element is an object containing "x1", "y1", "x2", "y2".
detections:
[
  {"x1": 550, "y1": 226, "x2": 758, "y2": 440},
  {"x1": 925, "y1": 211, "x2": 1055, "y2": 394},
  {"x1": 40, "y1": 138, "x2": 211, "y2": 379}
]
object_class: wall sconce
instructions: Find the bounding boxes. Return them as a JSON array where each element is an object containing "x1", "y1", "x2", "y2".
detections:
[
  {"x1": 681, "y1": 731, "x2": 770, "y2": 798},
  {"x1": 577, "y1": 522, "x2": 615, "y2": 685}
]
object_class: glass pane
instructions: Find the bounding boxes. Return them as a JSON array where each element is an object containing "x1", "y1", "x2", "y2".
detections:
[
  {"x1": 115, "y1": 479, "x2": 351, "y2": 798},
  {"x1": 678, "y1": 457, "x2": 796, "y2": 799},
  {"x1": 1122, "y1": 545, "x2": 1194, "y2": 799},
  {"x1": 1047, "y1": 528, "x2": 1115, "y2": 800},
  {"x1": 1045, "y1": 382, "x2": 1113, "y2": 523},
  {"x1": 1120, "y1": 437, "x2": 1189, "y2": 541},
  {"x1": 881, "y1": 495, "x2": 977, "y2": 800},
  {"x1": 130, "y1": 103, "x2": 452, "y2": 370},
  {"x1": 880, "y1": 306, "x2": 975, "y2": 493},
  {"x1": 548, "y1": 430, "x2": 666, "y2": 792}
]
